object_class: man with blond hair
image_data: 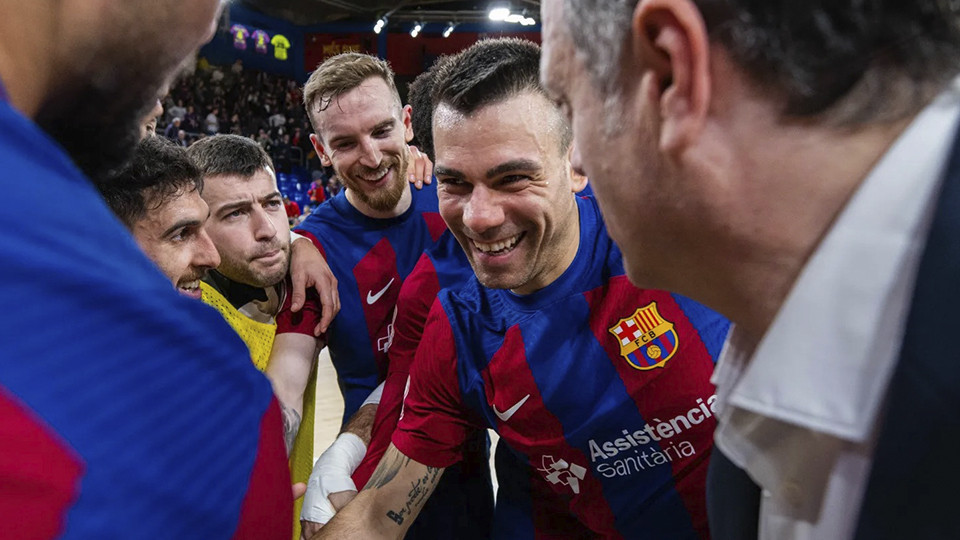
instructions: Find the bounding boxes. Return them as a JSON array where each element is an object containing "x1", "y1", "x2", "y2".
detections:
[{"x1": 293, "y1": 52, "x2": 493, "y2": 539}]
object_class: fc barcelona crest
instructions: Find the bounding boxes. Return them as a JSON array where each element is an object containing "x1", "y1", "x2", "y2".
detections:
[{"x1": 609, "y1": 302, "x2": 679, "y2": 370}]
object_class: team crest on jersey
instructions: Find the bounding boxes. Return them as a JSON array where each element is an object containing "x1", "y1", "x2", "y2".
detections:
[{"x1": 609, "y1": 302, "x2": 678, "y2": 370}]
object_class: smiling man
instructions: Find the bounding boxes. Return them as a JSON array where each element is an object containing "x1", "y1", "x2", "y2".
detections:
[
  {"x1": 297, "y1": 53, "x2": 443, "y2": 425},
  {"x1": 100, "y1": 136, "x2": 220, "y2": 299},
  {"x1": 313, "y1": 38, "x2": 730, "y2": 540},
  {"x1": 294, "y1": 53, "x2": 496, "y2": 540}
]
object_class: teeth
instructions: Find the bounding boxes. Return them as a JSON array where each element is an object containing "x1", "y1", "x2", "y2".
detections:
[
  {"x1": 473, "y1": 234, "x2": 522, "y2": 254},
  {"x1": 360, "y1": 167, "x2": 390, "y2": 181},
  {"x1": 179, "y1": 281, "x2": 200, "y2": 290}
]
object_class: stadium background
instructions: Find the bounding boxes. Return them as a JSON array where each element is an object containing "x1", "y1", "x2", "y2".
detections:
[{"x1": 171, "y1": 0, "x2": 542, "y2": 473}]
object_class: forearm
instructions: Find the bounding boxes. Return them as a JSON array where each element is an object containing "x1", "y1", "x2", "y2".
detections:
[
  {"x1": 278, "y1": 402, "x2": 301, "y2": 457},
  {"x1": 309, "y1": 445, "x2": 444, "y2": 539},
  {"x1": 265, "y1": 333, "x2": 322, "y2": 455},
  {"x1": 341, "y1": 400, "x2": 378, "y2": 446}
]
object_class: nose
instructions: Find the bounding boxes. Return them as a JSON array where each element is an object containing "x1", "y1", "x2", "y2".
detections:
[
  {"x1": 251, "y1": 206, "x2": 279, "y2": 242},
  {"x1": 462, "y1": 185, "x2": 505, "y2": 236},
  {"x1": 194, "y1": 228, "x2": 221, "y2": 270},
  {"x1": 357, "y1": 137, "x2": 382, "y2": 169}
]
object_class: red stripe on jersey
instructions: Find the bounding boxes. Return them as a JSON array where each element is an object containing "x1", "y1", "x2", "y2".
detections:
[
  {"x1": 481, "y1": 326, "x2": 624, "y2": 538},
  {"x1": 232, "y1": 397, "x2": 293, "y2": 540},
  {"x1": 0, "y1": 386, "x2": 83, "y2": 540},
  {"x1": 353, "y1": 238, "x2": 402, "y2": 379},
  {"x1": 393, "y1": 303, "x2": 479, "y2": 468},
  {"x1": 355, "y1": 254, "x2": 441, "y2": 486},
  {"x1": 422, "y1": 212, "x2": 447, "y2": 243},
  {"x1": 583, "y1": 278, "x2": 715, "y2": 537}
]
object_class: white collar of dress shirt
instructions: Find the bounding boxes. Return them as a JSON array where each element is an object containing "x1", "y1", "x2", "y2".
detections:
[{"x1": 714, "y1": 78, "x2": 960, "y2": 443}]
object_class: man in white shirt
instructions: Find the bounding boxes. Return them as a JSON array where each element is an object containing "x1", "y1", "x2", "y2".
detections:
[{"x1": 540, "y1": 1, "x2": 960, "y2": 539}]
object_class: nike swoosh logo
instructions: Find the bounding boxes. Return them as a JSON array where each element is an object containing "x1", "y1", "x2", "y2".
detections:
[
  {"x1": 366, "y1": 278, "x2": 395, "y2": 305},
  {"x1": 493, "y1": 394, "x2": 530, "y2": 422}
]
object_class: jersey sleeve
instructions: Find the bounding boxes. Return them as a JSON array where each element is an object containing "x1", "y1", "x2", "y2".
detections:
[
  {"x1": 391, "y1": 299, "x2": 481, "y2": 469},
  {"x1": 274, "y1": 276, "x2": 326, "y2": 339},
  {"x1": 354, "y1": 254, "x2": 440, "y2": 486}
]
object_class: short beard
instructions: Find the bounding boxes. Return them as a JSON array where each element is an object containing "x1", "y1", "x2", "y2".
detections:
[
  {"x1": 36, "y1": 81, "x2": 156, "y2": 187},
  {"x1": 342, "y1": 152, "x2": 409, "y2": 213},
  {"x1": 217, "y1": 246, "x2": 290, "y2": 289}
]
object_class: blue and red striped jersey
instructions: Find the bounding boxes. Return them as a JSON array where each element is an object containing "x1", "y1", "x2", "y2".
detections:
[
  {"x1": 394, "y1": 196, "x2": 730, "y2": 539},
  {"x1": 0, "y1": 93, "x2": 290, "y2": 538},
  {"x1": 295, "y1": 186, "x2": 447, "y2": 423},
  {"x1": 354, "y1": 230, "x2": 495, "y2": 540}
]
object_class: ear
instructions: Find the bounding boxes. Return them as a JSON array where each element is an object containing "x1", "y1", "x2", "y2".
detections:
[
  {"x1": 401, "y1": 104, "x2": 414, "y2": 143},
  {"x1": 309, "y1": 133, "x2": 332, "y2": 167},
  {"x1": 631, "y1": 0, "x2": 711, "y2": 154},
  {"x1": 567, "y1": 145, "x2": 589, "y2": 193}
]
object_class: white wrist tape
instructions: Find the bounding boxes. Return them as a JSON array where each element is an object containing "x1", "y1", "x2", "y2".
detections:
[
  {"x1": 362, "y1": 382, "x2": 384, "y2": 408},
  {"x1": 300, "y1": 432, "x2": 366, "y2": 524}
]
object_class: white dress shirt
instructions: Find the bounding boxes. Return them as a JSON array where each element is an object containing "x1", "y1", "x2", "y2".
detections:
[{"x1": 711, "y1": 79, "x2": 960, "y2": 539}]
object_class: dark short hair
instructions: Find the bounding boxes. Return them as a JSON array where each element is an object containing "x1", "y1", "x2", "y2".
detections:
[
  {"x1": 407, "y1": 54, "x2": 456, "y2": 162},
  {"x1": 187, "y1": 134, "x2": 275, "y2": 178},
  {"x1": 98, "y1": 136, "x2": 202, "y2": 228},
  {"x1": 565, "y1": 0, "x2": 960, "y2": 121},
  {"x1": 432, "y1": 38, "x2": 572, "y2": 150}
]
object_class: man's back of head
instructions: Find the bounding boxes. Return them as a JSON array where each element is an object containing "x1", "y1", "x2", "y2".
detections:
[{"x1": 560, "y1": 0, "x2": 960, "y2": 123}]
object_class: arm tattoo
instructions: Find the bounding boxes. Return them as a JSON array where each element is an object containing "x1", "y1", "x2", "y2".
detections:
[
  {"x1": 280, "y1": 403, "x2": 301, "y2": 455},
  {"x1": 384, "y1": 466, "x2": 442, "y2": 526},
  {"x1": 366, "y1": 451, "x2": 411, "y2": 489}
]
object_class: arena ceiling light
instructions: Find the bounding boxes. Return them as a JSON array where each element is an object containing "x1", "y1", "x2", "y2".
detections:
[
  {"x1": 488, "y1": 5, "x2": 536, "y2": 25},
  {"x1": 443, "y1": 22, "x2": 457, "y2": 38},
  {"x1": 410, "y1": 22, "x2": 423, "y2": 37},
  {"x1": 488, "y1": 6, "x2": 511, "y2": 21},
  {"x1": 374, "y1": 16, "x2": 387, "y2": 34}
]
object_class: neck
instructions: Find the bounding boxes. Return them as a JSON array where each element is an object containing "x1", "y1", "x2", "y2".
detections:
[
  {"x1": 0, "y1": 2, "x2": 57, "y2": 117},
  {"x1": 345, "y1": 182, "x2": 413, "y2": 219},
  {"x1": 684, "y1": 105, "x2": 915, "y2": 341}
]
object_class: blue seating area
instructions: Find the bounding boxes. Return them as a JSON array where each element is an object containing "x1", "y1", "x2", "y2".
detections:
[{"x1": 277, "y1": 169, "x2": 313, "y2": 208}]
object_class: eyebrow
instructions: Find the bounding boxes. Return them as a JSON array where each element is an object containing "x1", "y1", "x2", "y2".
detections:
[
  {"x1": 435, "y1": 158, "x2": 543, "y2": 181},
  {"x1": 162, "y1": 217, "x2": 204, "y2": 238},
  {"x1": 484, "y1": 159, "x2": 542, "y2": 179},
  {"x1": 216, "y1": 192, "x2": 281, "y2": 216},
  {"x1": 327, "y1": 118, "x2": 395, "y2": 147}
]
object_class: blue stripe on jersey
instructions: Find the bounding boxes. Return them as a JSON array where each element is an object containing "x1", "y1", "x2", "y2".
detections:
[
  {"x1": 0, "y1": 100, "x2": 271, "y2": 538},
  {"x1": 670, "y1": 293, "x2": 730, "y2": 361},
  {"x1": 518, "y1": 299, "x2": 699, "y2": 540},
  {"x1": 491, "y1": 443, "x2": 536, "y2": 539},
  {"x1": 296, "y1": 185, "x2": 442, "y2": 423},
  {"x1": 436, "y1": 195, "x2": 724, "y2": 538}
]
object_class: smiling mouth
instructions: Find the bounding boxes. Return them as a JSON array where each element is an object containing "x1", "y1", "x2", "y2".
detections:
[
  {"x1": 472, "y1": 233, "x2": 525, "y2": 256},
  {"x1": 358, "y1": 166, "x2": 391, "y2": 183},
  {"x1": 177, "y1": 280, "x2": 202, "y2": 299}
]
